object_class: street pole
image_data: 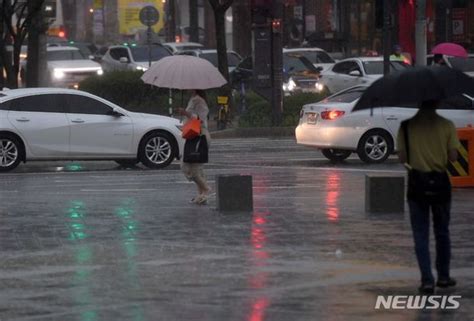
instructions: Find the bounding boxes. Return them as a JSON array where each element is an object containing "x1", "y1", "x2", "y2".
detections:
[
  {"x1": 415, "y1": 0, "x2": 427, "y2": 66},
  {"x1": 382, "y1": 0, "x2": 391, "y2": 76},
  {"x1": 271, "y1": 0, "x2": 283, "y2": 126}
]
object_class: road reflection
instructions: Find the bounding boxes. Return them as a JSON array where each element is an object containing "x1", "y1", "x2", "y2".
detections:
[
  {"x1": 248, "y1": 174, "x2": 271, "y2": 321},
  {"x1": 67, "y1": 200, "x2": 97, "y2": 321},
  {"x1": 325, "y1": 173, "x2": 341, "y2": 222}
]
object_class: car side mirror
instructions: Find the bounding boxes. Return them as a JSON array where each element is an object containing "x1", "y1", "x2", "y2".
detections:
[
  {"x1": 119, "y1": 57, "x2": 129, "y2": 63},
  {"x1": 349, "y1": 70, "x2": 362, "y2": 77},
  {"x1": 108, "y1": 109, "x2": 124, "y2": 117}
]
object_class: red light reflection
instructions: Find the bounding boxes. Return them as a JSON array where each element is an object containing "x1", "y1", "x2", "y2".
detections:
[
  {"x1": 248, "y1": 205, "x2": 271, "y2": 321},
  {"x1": 249, "y1": 297, "x2": 270, "y2": 321},
  {"x1": 325, "y1": 173, "x2": 341, "y2": 222}
]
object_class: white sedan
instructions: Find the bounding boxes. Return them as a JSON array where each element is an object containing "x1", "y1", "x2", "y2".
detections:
[
  {"x1": 295, "y1": 86, "x2": 474, "y2": 163},
  {"x1": 319, "y1": 57, "x2": 410, "y2": 94},
  {"x1": 0, "y1": 88, "x2": 184, "y2": 172}
]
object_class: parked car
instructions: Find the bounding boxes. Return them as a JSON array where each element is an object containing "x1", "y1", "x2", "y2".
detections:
[
  {"x1": 101, "y1": 44, "x2": 172, "y2": 72},
  {"x1": 176, "y1": 49, "x2": 242, "y2": 73},
  {"x1": 162, "y1": 42, "x2": 204, "y2": 54},
  {"x1": 20, "y1": 46, "x2": 103, "y2": 88},
  {"x1": 0, "y1": 88, "x2": 184, "y2": 172},
  {"x1": 283, "y1": 47, "x2": 336, "y2": 72},
  {"x1": 427, "y1": 54, "x2": 474, "y2": 77},
  {"x1": 295, "y1": 85, "x2": 474, "y2": 163},
  {"x1": 319, "y1": 57, "x2": 410, "y2": 94},
  {"x1": 230, "y1": 52, "x2": 323, "y2": 95}
]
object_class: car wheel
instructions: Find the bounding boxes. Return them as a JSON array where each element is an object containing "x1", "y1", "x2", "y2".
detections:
[
  {"x1": 321, "y1": 149, "x2": 352, "y2": 162},
  {"x1": 357, "y1": 130, "x2": 393, "y2": 164},
  {"x1": 115, "y1": 159, "x2": 139, "y2": 168},
  {"x1": 138, "y1": 132, "x2": 176, "y2": 169},
  {"x1": 0, "y1": 135, "x2": 22, "y2": 172}
]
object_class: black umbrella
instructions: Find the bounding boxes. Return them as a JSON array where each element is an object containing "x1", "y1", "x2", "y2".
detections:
[{"x1": 352, "y1": 65, "x2": 474, "y2": 111}]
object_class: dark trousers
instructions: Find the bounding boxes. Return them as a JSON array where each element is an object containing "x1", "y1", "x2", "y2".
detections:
[{"x1": 408, "y1": 200, "x2": 451, "y2": 284}]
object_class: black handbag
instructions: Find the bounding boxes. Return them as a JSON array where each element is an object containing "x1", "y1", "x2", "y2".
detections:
[
  {"x1": 402, "y1": 121, "x2": 451, "y2": 203},
  {"x1": 183, "y1": 135, "x2": 208, "y2": 163}
]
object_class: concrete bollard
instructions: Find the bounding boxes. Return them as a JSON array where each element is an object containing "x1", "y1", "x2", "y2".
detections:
[
  {"x1": 216, "y1": 175, "x2": 253, "y2": 212},
  {"x1": 365, "y1": 174, "x2": 405, "y2": 213}
]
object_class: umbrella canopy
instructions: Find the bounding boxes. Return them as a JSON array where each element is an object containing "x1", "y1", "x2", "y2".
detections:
[
  {"x1": 353, "y1": 65, "x2": 474, "y2": 111},
  {"x1": 431, "y1": 42, "x2": 468, "y2": 58},
  {"x1": 141, "y1": 55, "x2": 227, "y2": 90}
]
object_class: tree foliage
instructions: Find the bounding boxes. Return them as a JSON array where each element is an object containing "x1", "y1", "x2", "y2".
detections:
[{"x1": 0, "y1": 0, "x2": 45, "y2": 88}]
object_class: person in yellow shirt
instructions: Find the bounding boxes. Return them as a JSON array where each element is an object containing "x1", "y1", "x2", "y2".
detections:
[
  {"x1": 397, "y1": 101, "x2": 461, "y2": 294},
  {"x1": 390, "y1": 44, "x2": 406, "y2": 62}
]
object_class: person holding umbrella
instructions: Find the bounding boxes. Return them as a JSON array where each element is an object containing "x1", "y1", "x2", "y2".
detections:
[
  {"x1": 141, "y1": 55, "x2": 227, "y2": 205},
  {"x1": 177, "y1": 90, "x2": 212, "y2": 205},
  {"x1": 397, "y1": 100, "x2": 460, "y2": 294},
  {"x1": 353, "y1": 65, "x2": 474, "y2": 294}
]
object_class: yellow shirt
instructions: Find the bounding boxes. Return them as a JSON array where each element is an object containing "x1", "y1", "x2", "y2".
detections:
[{"x1": 397, "y1": 110, "x2": 460, "y2": 172}]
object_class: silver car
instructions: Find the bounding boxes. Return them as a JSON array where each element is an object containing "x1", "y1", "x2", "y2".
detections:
[{"x1": 101, "y1": 44, "x2": 172, "y2": 72}]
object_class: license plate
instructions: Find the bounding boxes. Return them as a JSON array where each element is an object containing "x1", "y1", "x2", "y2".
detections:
[{"x1": 306, "y1": 112, "x2": 318, "y2": 124}]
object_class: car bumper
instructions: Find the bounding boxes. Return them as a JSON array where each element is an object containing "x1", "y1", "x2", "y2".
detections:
[{"x1": 295, "y1": 123, "x2": 365, "y2": 150}]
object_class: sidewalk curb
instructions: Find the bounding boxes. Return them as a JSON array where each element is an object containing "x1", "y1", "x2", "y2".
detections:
[{"x1": 210, "y1": 127, "x2": 295, "y2": 139}]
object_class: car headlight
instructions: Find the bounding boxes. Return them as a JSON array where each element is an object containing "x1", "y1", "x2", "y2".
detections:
[
  {"x1": 283, "y1": 78, "x2": 297, "y2": 92},
  {"x1": 97, "y1": 69, "x2": 104, "y2": 76},
  {"x1": 136, "y1": 66, "x2": 147, "y2": 71},
  {"x1": 53, "y1": 69, "x2": 65, "y2": 79},
  {"x1": 315, "y1": 82, "x2": 324, "y2": 92}
]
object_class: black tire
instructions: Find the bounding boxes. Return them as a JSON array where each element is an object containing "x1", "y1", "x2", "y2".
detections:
[
  {"x1": 0, "y1": 135, "x2": 22, "y2": 172},
  {"x1": 138, "y1": 131, "x2": 176, "y2": 169},
  {"x1": 321, "y1": 149, "x2": 351, "y2": 162},
  {"x1": 115, "y1": 159, "x2": 139, "y2": 168},
  {"x1": 357, "y1": 130, "x2": 393, "y2": 164}
]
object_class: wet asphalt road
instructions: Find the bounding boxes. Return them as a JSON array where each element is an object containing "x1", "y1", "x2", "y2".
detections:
[{"x1": 0, "y1": 138, "x2": 473, "y2": 321}]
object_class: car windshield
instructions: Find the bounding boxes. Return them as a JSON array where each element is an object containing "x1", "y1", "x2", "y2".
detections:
[
  {"x1": 288, "y1": 50, "x2": 335, "y2": 63},
  {"x1": 47, "y1": 50, "x2": 86, "y2": 61},
  {"x1": 447, "y1": 56, "x2": 474, "y2": 72},
  {"x1": 200, "y1": 52, "x2": 241, "y2": 67},
  {"x1": 130, "y1": 46, "x2": 171, "y2": 62},
  {"x1": 325, "y1": 87, "x2": 365, "y2": 103},
  {"x1": 283, "y1": 55, "x2": 319, "y2": 74},
  {"x1": 363, "y1": 61, "x2": 409, "y2": 75}
]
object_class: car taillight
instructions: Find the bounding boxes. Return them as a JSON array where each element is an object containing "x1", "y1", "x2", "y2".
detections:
[{"x1": 320, "y1": 110, "x2": 345, "y2": 120}]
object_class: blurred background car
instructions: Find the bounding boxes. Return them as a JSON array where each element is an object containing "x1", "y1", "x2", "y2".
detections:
[
  {"x1": 295, "y1": 85, "x2": 474, "y2": 163},
  {"x1": 176, "y1": 49, "x2": 242, "y2": 73},
  {"x1": 20, "y1": 46, "x2": 103, "y2": 88},
  {"x1": 0, "y1": 88, "x2": 183, "y2": 172},
  {"x1": 162, "y1": 42, "x2": 204, "y2": 54},
  {"x1": 101, "y1": 44, "x2": 172, "y2": 72},
  {"x1": 283, "y1": 47, "x2": 336, "y2": 72},
  {"x1": 230, "y1": 52, "x2": 323, "y2": 95},
  {"x1": 319, "y1": 57, "x2": 411, "y2": 94},
  {"x1": 427, "y1": 53, "x2": 474, "y2": 77}
]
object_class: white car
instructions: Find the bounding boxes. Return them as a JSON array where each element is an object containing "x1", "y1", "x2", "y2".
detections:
[
  {"x1": 319, "y1": 57, "x2": 410, "y2": 94},
  {"x1": 295, "y1": 86, "x2": 474, "y2": 163},
  {"x1": 162, "y1": 42, "x2": 204, "y2": 54},
  {"x1": 283, "y1": 47, "x2": 335, "y2": 72},
  {"x1": 176, "y1": 49, "x2": 242, "y2": 73},
  {"x1": 0, "y1": 88, "x2": 184, "y2": 172},
  {"x1": 101, "y1": 44, "x2": 172, "y2": 72},
  {"x1": 20, "y1": 47, "x2": 103, "y2": 88}
]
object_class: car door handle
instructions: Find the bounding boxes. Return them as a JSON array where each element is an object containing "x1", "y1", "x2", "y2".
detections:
[
  {"x1": 16, "y1": 118, "x2": 30, "y2": 122},
  {"x1": 386, "y1": 116, "x2": 398, "y2": 120},
  {"x1": 70, "y1": 119, "x2": 85, "y2": 123}
]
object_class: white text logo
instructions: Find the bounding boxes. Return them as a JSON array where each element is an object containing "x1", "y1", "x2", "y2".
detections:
[{"x1": 375, "y1": 295, "x2": 462, "y2": 310}]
